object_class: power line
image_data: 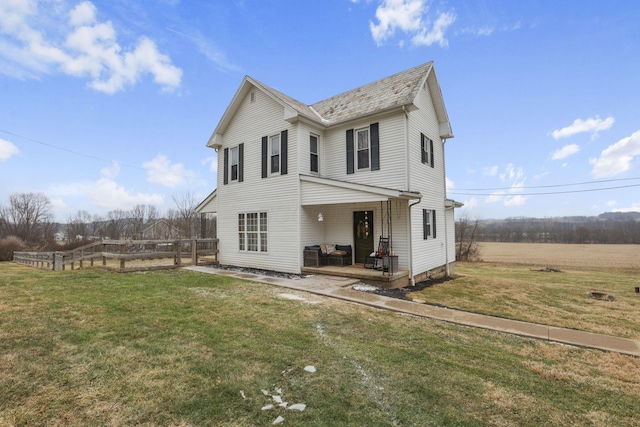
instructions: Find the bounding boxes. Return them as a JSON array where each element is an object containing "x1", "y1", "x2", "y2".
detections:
[
  {"x1": 449, "y1": 183, "x2": 640, "y2": 197},
  {"x1": 453, "y1": 176, "x2": 640, "y2": 191},
  {"x1": 0, "y1": 128, "x2": 198, "y2": 179}
]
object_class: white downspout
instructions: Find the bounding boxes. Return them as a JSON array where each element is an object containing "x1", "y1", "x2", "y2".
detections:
[
  {"x1": 402, "y1": 106, "x2": 418, "y2": 285},
  {"x1": 442, "y1": 137, "x2": 450, "y2": 277}
]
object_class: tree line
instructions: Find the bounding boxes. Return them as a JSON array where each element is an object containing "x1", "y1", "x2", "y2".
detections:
[
  {"x1": 461, "y1": 214, "x2": 640, "y2": 245},
  {"x1": 0, "y1": 192, "x2": 216, "y2": 253}
]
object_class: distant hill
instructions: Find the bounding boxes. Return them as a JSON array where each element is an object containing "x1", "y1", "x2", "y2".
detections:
[{"x1": 469, "y1": 212, "x2": 640, "y2": 244}]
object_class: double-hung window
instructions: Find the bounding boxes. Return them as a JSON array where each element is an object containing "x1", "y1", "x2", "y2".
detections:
[
  {"x1": 310, "y1": 134, "x2": 319, "y2": 173},
  {"x1": 356, "y1": 127, "x2": 370, "y2": 170},
  {"x1": 238, "y1": 212, "x2": 268, "y2": 252},
  {"x1": 421, "y1": 133, "x2": 434, "y2": 168},
  {"x1": 270, "y1": 134, "x2": 280, "y2": 174},
  {"x1": 230, "y1": 147, "x2": 239, "y2": 181}
]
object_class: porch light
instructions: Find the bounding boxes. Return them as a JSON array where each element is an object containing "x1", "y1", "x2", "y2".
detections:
[{"x1": 317, "y1": 213, "x2": 324, "y2": 222}]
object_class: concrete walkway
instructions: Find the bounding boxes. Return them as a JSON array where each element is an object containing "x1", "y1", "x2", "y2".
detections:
[{"x1": 184, "y1": 266, "x2": 640, "y2": 357}]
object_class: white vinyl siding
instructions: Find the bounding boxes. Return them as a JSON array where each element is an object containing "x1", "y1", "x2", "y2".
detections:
[
  {"x1": 216, "y1": 87, "x2": 299, "y2": 273},
  {"x1": 323, "y1": 113, "x2": 406, "y2": 189}
]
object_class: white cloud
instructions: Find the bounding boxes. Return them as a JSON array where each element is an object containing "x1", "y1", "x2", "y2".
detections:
[
  {"x1": 0, "y1": 0, "x2": 182, "y2": 93},
  {"x1": 369, "y1": 0, "x2": 455, "y2": 47},
  {"x1": 483, "y1": 165, "x2": 498, "y2": 176},
  {"x1": 612, "y1": 202, "x2": 640, "y2": 213},
  {"x1": 500, "y1": 163, "x2": 523, "y2": 181},
  {"x1": 550, "y1": 116, "x2": 615, "y2": 140},
  {"x1": 49, "y1": 177, "x2": 164, "y2": 211},
  {"x1": 143, "y1": 154, "x2": 194, "y2": 188},
  {"x1": 100, "y1": 160, "x2": 120, "y2": 179},
  {"x1": 486, "y1": 191, "x2": 504, "y2": 204},
  {"x1": 462, "y1": 197, "x2": 478, "y2": 208},
  {"x1": 590, "y1": 130, "x2": 640, "y2": 178},
  {"x1": 0, "y1": 138, "x2": 19, "y2": 161},
  {"x1": 607, "y1": 200, "x2": 617, "y2": 207},
  {"x1": 504, "y1": 195, "x2": 527, "y2": 207},
  {"x1": 203, "y1": 155, "x2": 217, "y2": 174},
  {"x1": 551, "y1": 143, "x2": 580, "y2": 160},
  {"x1": 90, "y1": 177, "x2": 164, "y2": 208},
  {"x1": 445, "y1": 176, "x2": 454, "y2": 192}
]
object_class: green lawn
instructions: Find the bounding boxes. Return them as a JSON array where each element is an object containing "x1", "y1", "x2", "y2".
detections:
[
  {"x1": 409, "y1": 262, "x2": 640, "y2": 339},
  {"x1": 1, "y1": 263, "x2": 639, "y2": 426}
]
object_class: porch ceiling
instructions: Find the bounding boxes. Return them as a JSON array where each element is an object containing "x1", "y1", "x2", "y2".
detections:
[{"x1": 300, "y1": 175, "x2": 421, "y2": 206}]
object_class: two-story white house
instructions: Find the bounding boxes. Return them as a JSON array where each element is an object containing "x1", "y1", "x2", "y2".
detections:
[{"x1": 196, "y1": 61, "x2": 462, "y2": 286}]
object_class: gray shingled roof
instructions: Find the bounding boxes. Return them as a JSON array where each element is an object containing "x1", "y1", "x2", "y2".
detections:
[
  {"x1": 311, "y1": 62, "x2": 433, "y2": 125},
  {"x1": 254, "y1": 62, "x2": 433, "y2": 126}
]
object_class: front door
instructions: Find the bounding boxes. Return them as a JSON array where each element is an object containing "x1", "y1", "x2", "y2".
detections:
[{"x1": 353, "y1": 211, "x2": 374, "y2": 264}]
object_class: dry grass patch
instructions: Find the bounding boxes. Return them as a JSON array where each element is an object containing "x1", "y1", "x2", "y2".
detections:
[{"x1": 410, "y1": 261, "x2": 640, "y2": 338}]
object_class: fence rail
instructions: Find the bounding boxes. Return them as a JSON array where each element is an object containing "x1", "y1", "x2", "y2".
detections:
[{"x1": 13, "y1": 238, "x2": 218, "y2": 273}]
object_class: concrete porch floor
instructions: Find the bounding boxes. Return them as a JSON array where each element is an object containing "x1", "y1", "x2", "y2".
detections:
[{"x1": 301, "y1": 264, "x2": 409, "y2": 289}]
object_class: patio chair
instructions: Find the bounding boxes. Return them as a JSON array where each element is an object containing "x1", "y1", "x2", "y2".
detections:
[{"x1": 364, "y1": 237, "x2": 390, "y2": 269}]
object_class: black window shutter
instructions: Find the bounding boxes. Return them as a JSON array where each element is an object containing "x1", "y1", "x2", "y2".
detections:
[
  {"x1": 238, "y1": 143, "x2": 244, "y2": 182},
  {"x1": 370, "y1": 122, "x2": 380, "y2": 171},
  {"x1": 421, "y1": 133, "x2": 426, "y2": 164},
  {"x1": 432, "y1": 210, "x2": 437, "y2": 238},
  {"x1": 223, "y1": 148, "x2": 229, "y2": 185},
  {"x1": 346, "y1": 129, "x2": 354, "y2": 174},
  {"x1": 430, "y1": 139, "x2": 434, "y2": 168},
  {"x1": 422, "y1": 209, "x2": 428, "y2": 239},
  {"x1": 261, "y1": 136, "x2": 268, "y2": 178},
  {"x1": 281, "y1": 130, "x2": 288, "y2": 175}
]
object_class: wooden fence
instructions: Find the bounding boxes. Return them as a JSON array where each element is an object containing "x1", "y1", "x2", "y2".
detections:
[{"x1": 13, "y1": 238, "x2": 218, "y2": 273}]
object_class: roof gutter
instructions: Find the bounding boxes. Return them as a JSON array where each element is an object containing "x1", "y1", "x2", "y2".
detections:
[{"x1": 407, "y1": 196, "x2": 422, "y2": 286}]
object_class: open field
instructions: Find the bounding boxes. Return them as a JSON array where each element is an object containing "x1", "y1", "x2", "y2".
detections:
[
  {"x1": 477, "y1": 242, "x2": 640, "y2": 271},
  {"x1": 2, "y1": 262, "x2": 640, "y2": 426},
  {"x1": 409, "y1": 242, "x2": 640, "y2": 339}
]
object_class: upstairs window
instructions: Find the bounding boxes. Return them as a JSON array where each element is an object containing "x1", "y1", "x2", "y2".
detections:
[
  {"x1": 421, "y1": 133, "x2": 434, "y2": 168},
  {"x1": 356, "y1": 127, "x2": 370, "y2": 170},
  {"x1": 230, "y1": 147, "x2": 239, "y2": 181},
  {"x1": 347, "y1": 123, "x2": 379, "y2": 174},
  {"x1": 262, "y1": 130, "x2": 288, "y2": 178},
  {"x1": 310, "y1": 134, "x2": 319, "y2": 173},
  {"x1": 223, "y1": 144, "x2": 243, "y2": 185},
  {"x1": 270, "y1": 134, "x2": 280, "y2": 174}
]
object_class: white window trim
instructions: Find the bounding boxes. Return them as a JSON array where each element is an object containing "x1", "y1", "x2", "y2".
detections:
[{"x1": 356, "y1": 127, "x2": 370, "y2": 171}]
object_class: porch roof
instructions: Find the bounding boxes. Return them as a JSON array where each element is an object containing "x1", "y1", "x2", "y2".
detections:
[
  {"x1": 195, "y1": 189, "x2": 217, "y2": 213},
  {"x1": 300, "y1": 174, "x2": 421, "y2": 206}
]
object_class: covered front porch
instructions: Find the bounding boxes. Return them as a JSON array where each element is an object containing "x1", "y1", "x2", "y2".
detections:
[
  {"x1": 301, "y1": 263, "x2": 410, "y2": 289},
  {"x1": 300, "y1": 175, "x2": 420, "y2": 288}
]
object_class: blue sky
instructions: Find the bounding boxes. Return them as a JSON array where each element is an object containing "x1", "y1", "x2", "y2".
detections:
[{"x1": 1, "y1": 0, "x2": 639, "y2": 222}]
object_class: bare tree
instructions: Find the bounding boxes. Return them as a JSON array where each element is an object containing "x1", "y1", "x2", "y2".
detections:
[
  {"x1": 172, "y1": 192, "x2": 199, "y2": 238},
  {"x1": 106, "y1": 209, "x2": 128, "y2": 239},
  {"x1": 66, "y1": 210, "x2": 93, "y2": 242},
  {"x1": 456, "y1": 214, "x2": 481, "y2": 261},
  {"x1": 0, "y1": 192, "x2": 54, "y2": 245}
]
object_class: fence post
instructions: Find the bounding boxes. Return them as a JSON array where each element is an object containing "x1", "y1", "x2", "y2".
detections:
[
  {"x1": 175, "y1": 240, "x2": 182, "y2": 266},
  {"x1": 192, "y1": 239, "x2": 197, "y2": 265},
  {"x1": 54, "y1": 252, "x2": 63, "y2": 271},
  {"x1": 120, "y1": 243, "x2": 126, "y2": 270}
]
